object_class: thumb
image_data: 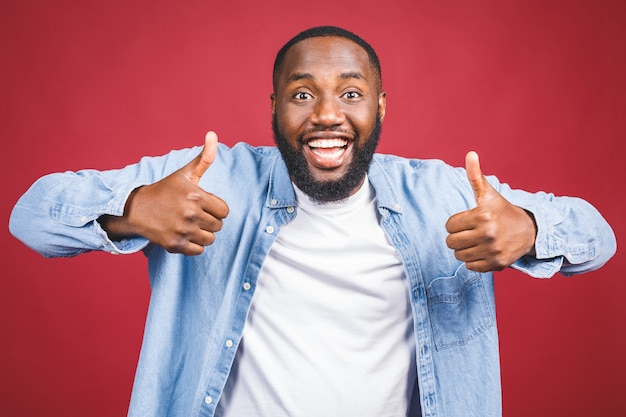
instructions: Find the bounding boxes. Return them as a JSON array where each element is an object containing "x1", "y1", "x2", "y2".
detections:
[
  {"x1": 465, "y1": 150, "x2": 488, "y2": 204},
  {"x1": 185, "y1": 131, "x2": 219, "y2": 184}
]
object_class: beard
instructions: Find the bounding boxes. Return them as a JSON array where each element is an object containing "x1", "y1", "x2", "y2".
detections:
[{"x1": 272, "y1": 114, "x2": 383, "y2": 204}]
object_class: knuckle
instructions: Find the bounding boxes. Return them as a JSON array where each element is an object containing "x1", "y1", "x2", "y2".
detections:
[
  {"x1": 209, "y1": 218, "x2": 224, "y2": 232},
  {"x1": 209, "y1": 195, "x2": 230, "y2": 218},
  {"x1": 465, "y1": 262, "x2": 480, "y2": 272},
  {"x1": 472, "y1": 262, "x2": 490, "y2": 273},
  {"x1": 205, "y1": 233, "x2": 216, "y2": 246},
  {"x1": 181, "y1": 207, "x2": 200, "y2": 222},
  {"x1": 490, "y1": 255, "x2": 508, "y2": 271},
  {"x1": 186, "y1": 190, "x2": 204, "y2": 202},
  {"x1": 165, "y1": 238, "x2": 186, "y2": 254},
  {"x1": 481, "y1": 225, "x2": 498, "y2": 242},
  {"x1": 189, "y1": 246, "x2": 205, "y2": 256},
  {"x1": 476, "y1": 210, "x2": 493, "y2": 223},
  {"x1": 453, "y1": 249, "x2": 466, "y2": 262}
]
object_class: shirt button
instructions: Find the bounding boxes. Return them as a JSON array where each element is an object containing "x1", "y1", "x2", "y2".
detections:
[
  {"x1": 225, "y1": 339, "x2": 234, "y2": 348},
  {"x1": 394, "y1": 204, "x2": 400, "y2": 210},
  {"x1": 286, "y1": 206, "x2": 295, "y2": 213},
  {"x1": 424, "y1": 394, "x2": 435, "y2": 409},
  {"x1": 80, "y1": 216, "x2": 88, "y2": 223},
  {"x1": 415, "y1": 286, "x2": 424, "y2": 300},
  {"x1": 271, "y1": 199, "x2": 278, "y2": 205},
  {"x1": 110, "y1": 251, "x2": 119, "y2": 255},
  {"x1": 204, "y1": 396, "x2": 213, "y2": 405},
  {"x1": 265, "y1": 226, "x2": 275, "y2": 234},
  {"x1": 242, "y1": 282, "x2": 251, "y2": 291},
  {"x1": 424, "y1": 396, "x2": 431, "y2": 409}
]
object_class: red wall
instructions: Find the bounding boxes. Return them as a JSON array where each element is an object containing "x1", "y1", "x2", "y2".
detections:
[{"x1": 2, "y1": 1, "x2": 624, "y2": 415}]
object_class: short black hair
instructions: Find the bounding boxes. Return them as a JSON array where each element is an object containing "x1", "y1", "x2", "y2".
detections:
[{"x1": 272, "y1": 26, "x2": 382, "y2": 90}]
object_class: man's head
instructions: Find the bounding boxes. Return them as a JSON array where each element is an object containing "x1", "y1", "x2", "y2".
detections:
[
  {"x1": 271, "y1": 26, "x2": 386, "y2": 203},
  {"x1": 272, "y1": 26, "x2": 383, "y2": 92}
]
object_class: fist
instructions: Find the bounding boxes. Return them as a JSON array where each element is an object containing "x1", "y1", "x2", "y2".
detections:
[
  {"x1": 102, "y1": 131, "x2": 230, "y2": 255},
  {"x1": 445, "y1": 152, "x2": 536, "y2": 272}
]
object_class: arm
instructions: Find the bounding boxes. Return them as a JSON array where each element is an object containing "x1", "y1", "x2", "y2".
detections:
[
  {"x1": 98, "y1": 132, "x2": 228, "y2": 255},
  {"x1": 445, "y1": 152, "x2": 616, "y2": 277},
  {"x1": 9, "y1": 132, "x2": 229, "y2": 258},
  {"x1": 512, "y1": 193, "x2": 615, "y2": 277}
]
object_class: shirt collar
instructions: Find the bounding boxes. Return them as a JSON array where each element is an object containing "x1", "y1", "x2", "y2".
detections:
[
  {"x1": 368, "y1": 155, "x2": 404, "y2": 214},
  {"x1": 266, "y1": 152, "x2": 404, "y2": 214},
  {"x1": 266, "y1": 153, "x2": 297, "y2": 209}
]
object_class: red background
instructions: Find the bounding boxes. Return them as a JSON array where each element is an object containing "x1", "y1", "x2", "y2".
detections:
[{"x1": 2, "y1": 0, "x2": 624, "y2": 415}]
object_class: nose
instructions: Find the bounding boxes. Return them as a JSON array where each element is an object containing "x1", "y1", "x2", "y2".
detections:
[{"x1": 310, "y1": 96, "x2": 345, "y2": 127}]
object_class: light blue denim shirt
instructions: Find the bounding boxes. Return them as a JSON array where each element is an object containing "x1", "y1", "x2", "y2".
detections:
[{"x1": 9, "y1": 143, "x2": 616, "y2": 417}]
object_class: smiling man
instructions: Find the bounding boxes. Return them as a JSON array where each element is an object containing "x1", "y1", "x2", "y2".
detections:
[
  {"x1": 9, "y1": 26, "x2": 616, "y2": 417},
  {"x1": 271, "y1": 32, "x2": 385, "y2": 203}
]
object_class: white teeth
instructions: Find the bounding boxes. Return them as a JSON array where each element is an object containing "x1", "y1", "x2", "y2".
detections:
[
  {"x1": 308, "y1": 138, "x2": 348, "y2": 148},
  {"x1": 311, "y1": 148, "x2": 345, "y2": 158}
]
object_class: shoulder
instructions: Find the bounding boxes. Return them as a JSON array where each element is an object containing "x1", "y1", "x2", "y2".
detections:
[
  {"x1": 369, "y1": 153, "x2": 477, "y2": 212},
  {"x1": 216, "y1": 142, "x2": 280, "y2": 161},
  {"x1": 200, "y1": 142, "x2": 282, "y2": 191},
  {"x1": 212, "y1": 142, "x2": 281, "y2": 173},
  {"x1": 371, "y1": 153, "x2": 467, "y2": 186}
]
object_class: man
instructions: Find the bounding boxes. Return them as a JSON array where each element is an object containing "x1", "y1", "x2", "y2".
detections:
[{"x1": 9, "y1": 26, "x2": 616, "y2": 417}]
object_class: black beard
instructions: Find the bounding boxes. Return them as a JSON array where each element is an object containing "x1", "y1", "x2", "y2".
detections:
[{"x1": 272, "y1": 115, "x2": 382, "y2": 204}]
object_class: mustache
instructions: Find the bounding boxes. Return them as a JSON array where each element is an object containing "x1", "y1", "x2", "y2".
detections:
[
  {"x1": 302, "y1": 125, "x2": 355, "y2": 134},
  {"x1": 299, "y1": 126, "x2": 357, "y2": 144}
]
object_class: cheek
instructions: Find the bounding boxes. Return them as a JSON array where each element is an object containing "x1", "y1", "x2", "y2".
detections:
[
  {"x1": 350, "y1": 110, "x2": 378, "y2": 135},
  {"x1": 277, "y1": 107, "x2": 309, "y2": 133}
]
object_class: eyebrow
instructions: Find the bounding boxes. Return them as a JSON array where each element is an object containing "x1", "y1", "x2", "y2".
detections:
[
  {"x1": 287, "y1": 71, "x2": 366, "y2": 83},
  {"x1": 338, "y1": 72, "x2": 365, "y2": 81},
  {"x1": 288, "y1": 72, "x2": 314, "y2": 82}
]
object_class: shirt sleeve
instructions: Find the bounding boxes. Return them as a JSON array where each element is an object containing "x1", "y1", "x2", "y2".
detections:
[
  {"x1": 9, "y1": 147, "x2": 201, "y2": 258},
  {"x1": 489, "y1": 176, "x2": 617, "y2": 278}
]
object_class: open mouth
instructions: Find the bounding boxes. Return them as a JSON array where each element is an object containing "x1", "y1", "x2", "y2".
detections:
[
  {"x1": 300, "y1": 130, "x2": 354, "y2": 172},
  {"x1": 307, "y1": 138, "x2": 349, "y2": 159}
]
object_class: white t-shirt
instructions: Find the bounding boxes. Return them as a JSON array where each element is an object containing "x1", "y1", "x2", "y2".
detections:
[{"x1": 217, "y1": 179, "x2": 416, "y2": 417}]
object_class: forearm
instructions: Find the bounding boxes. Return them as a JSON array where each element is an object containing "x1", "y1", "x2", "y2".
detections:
[
  {"x1": 9, "y1": 171, "x2": 149, "y2": 257},
  {"x1": 9, "y1": 147, "x2": 200, "y2": 257},
  {"x1": 501, "y1": 190, "x2": 616, "y2": 277},
  {"x1": 97, "y1": 187, "x2": 143, "y2": 241},
  {"x1": 525, "y1": 196, "x2": 616, "y2": 276},
  {"x1": 471, "y1": 173, "x2": 615, "y2": 277}
]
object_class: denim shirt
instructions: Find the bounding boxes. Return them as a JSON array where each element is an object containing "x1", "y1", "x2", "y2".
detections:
[{"x1": 9, "y1": 143, "x2": 616, "y2": 417}]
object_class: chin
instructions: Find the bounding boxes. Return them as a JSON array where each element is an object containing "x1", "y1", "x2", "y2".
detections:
[
  {"x1": 309, "y1": 167, "x2": 350, "y2": 184},
  {"x1": 272, "y1": 114, "x2": 383, "y2": 204}
]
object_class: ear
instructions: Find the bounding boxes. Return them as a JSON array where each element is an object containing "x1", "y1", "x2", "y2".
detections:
[
  {"x1": 270, "y1": 93, "x2": 276, "y2": 116},
  {"x1": 378, "y1": 92, "x2": 387, "y2": 122}
]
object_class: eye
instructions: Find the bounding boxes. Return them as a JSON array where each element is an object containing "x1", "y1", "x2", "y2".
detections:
[
  {"x1": 293, "y1": 92, "x2": 313, "y2": 100},
  {"x1": 342, "y1": 91, "x2": 361, "y2": 100}
]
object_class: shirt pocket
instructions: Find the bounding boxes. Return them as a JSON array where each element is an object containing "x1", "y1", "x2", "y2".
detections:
[{"x1": 425, "y1": 264, "x2": 494, "y2": 350}]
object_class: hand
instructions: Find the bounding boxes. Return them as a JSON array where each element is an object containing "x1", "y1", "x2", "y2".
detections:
[
  {"x1": 100, "y1": 131, "x2": 229, "y2": 255},
  {"x1": 445, "y1": 151, "x2": 536, "y2": 272}
]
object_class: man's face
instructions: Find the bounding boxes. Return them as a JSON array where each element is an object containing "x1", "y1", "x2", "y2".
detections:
[{"x1": 272, "y1": 36, "x2": 386, "y2": 203}]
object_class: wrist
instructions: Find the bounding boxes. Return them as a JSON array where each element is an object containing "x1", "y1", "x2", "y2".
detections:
[
  {"x1": 97, "y1": 187, "x2": 143, "y2": 240},
  {"x1": 523, "y1": 209, "x2": 538, "y2": 256}
]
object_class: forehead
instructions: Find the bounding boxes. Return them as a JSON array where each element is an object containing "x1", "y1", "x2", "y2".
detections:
[{"x1": 279, "y1": 36, "x2": 375, "y2": 83}]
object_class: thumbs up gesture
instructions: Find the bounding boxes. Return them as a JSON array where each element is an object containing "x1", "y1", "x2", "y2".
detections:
[
  {"x1": 445, "y1": 152, "x2": 537, "y2": 272},
  {"x1": 100, "y1": 131, "x2": 229, "y2": 255}
]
